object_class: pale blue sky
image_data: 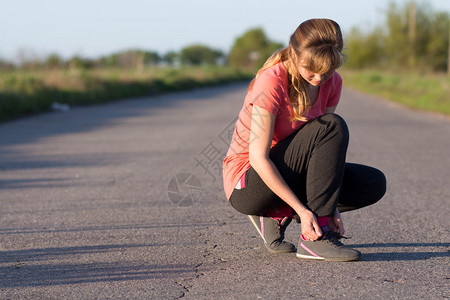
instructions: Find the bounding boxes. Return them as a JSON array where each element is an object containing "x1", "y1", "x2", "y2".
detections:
[{"x1": 1, "y1": 0, "x2": 449, "y2": 61}]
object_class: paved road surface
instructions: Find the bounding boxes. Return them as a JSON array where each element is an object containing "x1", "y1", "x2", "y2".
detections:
[{"x1": 0, "y1": 83, "x2": 449, "y2": 299}]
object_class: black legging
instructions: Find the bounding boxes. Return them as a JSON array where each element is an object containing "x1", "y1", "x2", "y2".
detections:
[{"x1": 229, "y1": 114, "x2": 386, "y2": 217}]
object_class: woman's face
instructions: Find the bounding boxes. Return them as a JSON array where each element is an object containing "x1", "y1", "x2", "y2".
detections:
[{"x1": 298, "y1": 65, "x2": 335, "y2": 87}]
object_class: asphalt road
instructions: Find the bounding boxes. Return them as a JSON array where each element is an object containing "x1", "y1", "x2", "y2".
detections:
[{"x1": 0, "y1": 82, "x2": 449, "y2": 299}]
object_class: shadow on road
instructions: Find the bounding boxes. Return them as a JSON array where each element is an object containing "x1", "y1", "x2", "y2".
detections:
[
  {"x1": 0, "y1": 244, "x2": 200, "y2": 288},
  {"x1": 0, "y1": 220, "x2": 247, "y2": 235},
  {"x1": 0, "y1": 83, "x2": 248, "y2": 190},
  {"x1": 0, "y1": 151, "x2": 135, "y2": 189},
  {"x1": 0, "y1": 244, "x2": 153, "y2": 263},
  {"x1": 352, "y1": 242, "x2": 450, "y2": 261},
  {"x1": 0, "y1": 262, "x2": 194, "y2": 288},
  {"x1": 353, "y1": 242, "x2": 450, "y2": 248}
]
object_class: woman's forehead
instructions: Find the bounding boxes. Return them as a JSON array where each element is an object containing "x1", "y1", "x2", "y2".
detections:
[
  {"x1": 300, "y1": 58, "x2": 335, "y2": 74},
  {"x1": 299, "y1": 49, "x2": 342, "y2": 71}
]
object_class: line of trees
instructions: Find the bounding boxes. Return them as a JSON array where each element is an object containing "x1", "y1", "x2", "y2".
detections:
[
  {"x1": 0, "y1": 45, "x2": 227, "y2": 71},
  {"x1": 1, "y1": 1, "x2": 448, "y2": 74},
  {"x1": 0, "y1": 21, "x2": 284, "y2": 71},
  {"x1": 228, "y1": 28, "x2": 283, "y2": 70},
  {"x1": 0, "y1": 26, "x2": 282, "y2": 72},
  {"x1": 345, "y1": 1, "x2": 449, "y2": 73},
  {"x1": 97, "y1": 45, "x2": 226, "y2": 69}
]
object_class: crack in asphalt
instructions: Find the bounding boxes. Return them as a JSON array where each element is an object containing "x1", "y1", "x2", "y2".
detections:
[{"x1": 174, "y1": 263, "x2": 205, "y2": 299}]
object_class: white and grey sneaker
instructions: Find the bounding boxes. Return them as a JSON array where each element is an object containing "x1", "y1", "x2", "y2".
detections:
[
  {"x1": 296, "y1": 230, "x2": 361, "y2": 262},
  {"x1": 248, "y1": 215, "x2": 295, "y2": 253}
]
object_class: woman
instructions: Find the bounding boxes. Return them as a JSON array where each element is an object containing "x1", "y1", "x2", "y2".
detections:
[{"x1": 222, "y1": 19, "x2": 386, "y2": 262}]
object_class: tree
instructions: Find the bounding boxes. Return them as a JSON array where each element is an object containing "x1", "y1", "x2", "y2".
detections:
[
  {"x1": 384, "y1": 2, "x2": 412, "y2": 68},
  {"x1": 179, "y1": 44, "x2": 223, "y2": 66},
  {"x1": 99, "y1": 53, "x2": 118, "y2": 67},
  {"x1": 0, "y1": 58, "x2": 15, "y2": 70},
  {"x1": 17, "y1": 48, "x2": 41, "y2": 70},
  {"x1": 45, "y1": 53, "x2": 63, "y2": 70},
  {"x1": 163, "y1": 51, "x2": 178, "y2": 66},
  {"x1": 68, "y1": 55, "x2": 95, "y2": 69},
  {"x1": 143, "y1": 51, "x2": 160, "y2": 66},
  {"x1": 424, "y1": 11, "x2": 449, "y2": 71},
  {"x1": 98, "y1": 50, "x2": 161, "y2": 69},
  {"x1": 228, "y1": 28, "x2": 283, "y2": 71},
  {"x1": 344, "y1": 1, "x2": 449, "y2": 72},
  {"x1": 344, "y1": 27, "x2": 385, "y2": 68}
]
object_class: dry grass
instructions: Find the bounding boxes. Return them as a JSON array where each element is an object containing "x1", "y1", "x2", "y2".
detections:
[{"x1": 0, "y1": 66, "x2": 253, "y2": 122}]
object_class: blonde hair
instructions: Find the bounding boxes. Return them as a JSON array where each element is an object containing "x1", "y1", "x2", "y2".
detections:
[{"x1": 248, "y1": 19, "x2": 345, "y2": 122}]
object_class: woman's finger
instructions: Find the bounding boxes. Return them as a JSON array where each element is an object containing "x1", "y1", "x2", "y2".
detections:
[{"x1": 313, "y1": 220, "x2": 322, "y2": 237}]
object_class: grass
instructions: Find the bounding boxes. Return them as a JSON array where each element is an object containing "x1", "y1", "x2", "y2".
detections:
[
  {"x1": 340, "y1": 68, "x2": 450, "y2": 116},
  {"x1": 0, "y1": 66, "x2": 254, "y2": 122},
  {"x1": 2, "y1": 66, "x2": 448, "y2": 122}
]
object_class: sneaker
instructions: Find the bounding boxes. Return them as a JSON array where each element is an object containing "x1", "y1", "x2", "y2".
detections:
[
  {"x1": 296, "y1": 231, "x2": 361, "y2": 262},
  {"x1": 248, "y1": 215, "x2": 295, "y2": 253}
]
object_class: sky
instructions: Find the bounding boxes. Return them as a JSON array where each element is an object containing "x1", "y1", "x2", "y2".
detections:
[{"x1": 1, "y1": 0, "x2": 450, "y2": 62}]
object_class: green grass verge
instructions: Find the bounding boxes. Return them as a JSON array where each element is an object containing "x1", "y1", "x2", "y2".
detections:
[
  {"x1": 0, "y1": 66, "x2": 254, "y2": 122},
  {"x1": 340, "y1": 69, "x2": 450, "y2": 116},
  {"x1": 4, "y1": 67, "x2": 446, "y2": 122}
]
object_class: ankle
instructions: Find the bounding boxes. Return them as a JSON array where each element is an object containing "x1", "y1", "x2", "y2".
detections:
[
  {"x1": 317, "y1": 216, "x2": 330, "y2": 232},
  {"x1": 317, "y1": 216, "x2": 329, "y2": 227},
  {"x1": 266, "y1": 204, "x2": 294, "y2": 219}
]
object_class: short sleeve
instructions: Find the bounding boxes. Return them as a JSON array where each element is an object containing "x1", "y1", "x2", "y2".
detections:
[
  {"x1": 327, "y1": 72, "x2": 342, "y2": 107},
  {"x1": 249, "y1": 69, "x2": 284, "y2": 115}
]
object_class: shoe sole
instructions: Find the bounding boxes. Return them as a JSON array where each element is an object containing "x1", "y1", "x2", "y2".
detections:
[
  {"x1": 296, "y1": 253, "x2": 361, "y2": 262},
  {"x1": 267, "y1": 246, "x2": 295, "y2": 254}
]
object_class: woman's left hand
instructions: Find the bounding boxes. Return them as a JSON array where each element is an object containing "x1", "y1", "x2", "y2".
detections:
[{"x1": 329, "y1": 208, "x2": 345, "y2": 237}]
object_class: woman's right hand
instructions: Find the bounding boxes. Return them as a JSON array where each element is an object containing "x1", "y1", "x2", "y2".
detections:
[{"x1": 298, "y1": 210, "x2": 322, "y2": 241}]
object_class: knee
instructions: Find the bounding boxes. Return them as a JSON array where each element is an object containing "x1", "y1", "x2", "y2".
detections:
[
  {"x1": 318, "y1": 113, "x2": 349, "y2": 143},
  {"x1": 322, "y1": 113, "x2": 348, "y2": 131},
  {"x1": 372, "y1": 169, "x2": 387, "y2": 202},
  {"x1": 366, "y1": 168, "x2": 387, "y2": 205}
]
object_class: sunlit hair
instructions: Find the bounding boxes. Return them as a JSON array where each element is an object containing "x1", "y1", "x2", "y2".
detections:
[{"x1": 248, "y1": 19, "x2": 345, "y2": 121}]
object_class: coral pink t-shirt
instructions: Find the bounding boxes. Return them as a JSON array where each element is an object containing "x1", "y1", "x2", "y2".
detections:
[{"x1": 222, "y1": 62, "x2": 342, "y2": 200}]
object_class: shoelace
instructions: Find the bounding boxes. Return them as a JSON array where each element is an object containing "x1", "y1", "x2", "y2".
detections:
[
  {"x1": 272, "y1": 221, "x2": 283, "y2": 241},
  {"x1": 321, "y1": 231, "x2": 350, "y2": 247},
  {"x1": 275, "y1": 217, "x2": 291, "y2": 240}
]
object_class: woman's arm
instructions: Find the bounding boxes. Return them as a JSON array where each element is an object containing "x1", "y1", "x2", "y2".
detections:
[{"x1": 249, "y1": 105, "x2": 322, "y2": 241}]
